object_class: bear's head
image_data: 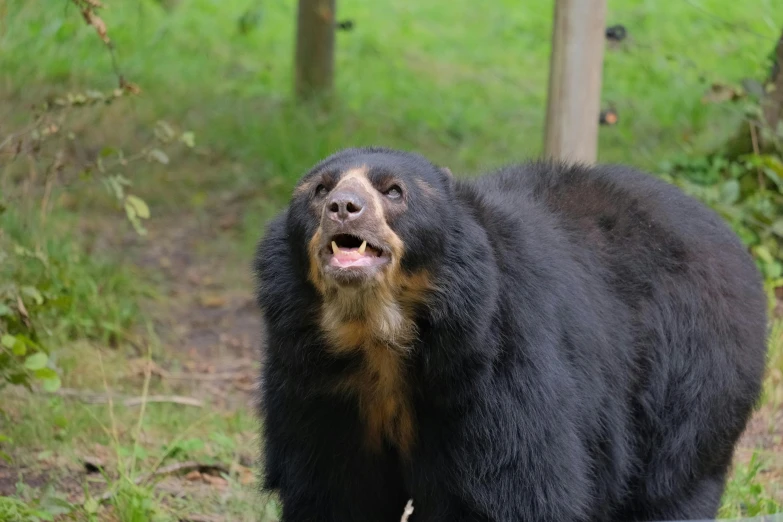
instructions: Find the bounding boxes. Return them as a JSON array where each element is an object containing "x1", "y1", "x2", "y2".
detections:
[{"x1": 283, "y1": 147, "x2": 455, "y2": 350}]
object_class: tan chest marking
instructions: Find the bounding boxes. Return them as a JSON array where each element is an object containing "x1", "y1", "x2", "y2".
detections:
[
  {"x1": 324, "y1": 306, "x2": 416, "y2": 456},
  {"x1": 320, "y1": 273, "x2": 432, "y2": 457}
]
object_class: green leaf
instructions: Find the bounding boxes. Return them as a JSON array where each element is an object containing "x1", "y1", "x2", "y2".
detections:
[
  {"x1": 154, "y1": 120, "x2": 176, "y2": 142},
  {"x1": 0, "y1": 303, "x2": 12, "y2": 316},
  {"x1": 8, "y1": 372, "x2": 29, "y2": 386},
  {"x1": 126, "y1": 195, "x2": 150, "y2": 219},
  {"x1": 34, "y1": 368, "x2": 58, "y2": 380},
  {"x1": 99, "y1": 146, "x2": 118, "y2": 157},
  {"x1": 24, "y1": 352, "x2": 48, "y2": 371},
  {"x1": 765, "y1": 260, "x2": 783, "y2": 280},
  {"x1": 41, "y1": 375, "x2": 61, "y2": 393},
  {"x1": 15, "y1": 333, "x2": 38, "y2": 346},
  {"x1": 37, "y1": 450, "x2": 53, "y2": 461},
  {"x1": 12, "y1": 340, "x2": 27, "y2": 357},
  {"x1": 104, "y1": 176, "x2": 125, "y2": 200},
  {"x1": 763, "y1": 167, "x2": 783, "y2": 191},
  {"x1": 180, "y1": 131, "x2": 195, "y2": 148},
  {"x1": 1, "y1": 334, "x2": 16, "y2": 349},
  {"x1": 148, "y1": 148, "x2": 170, "y2": 164},
  {"x1": 124, "y1": 201, "x2": 136, "y2": 220},
  {"x1": 772, "y1": 219, "x2": 783, "y2": 238},
  {"x1": 84, "y1": 497, "x2": 99, "y2": 515},
  {"x1": 21, "y1": 286, "x2": 44, "y2": 305},
  {"x1": 719, "y1": 180, "x2": 740, "y2": 205}
]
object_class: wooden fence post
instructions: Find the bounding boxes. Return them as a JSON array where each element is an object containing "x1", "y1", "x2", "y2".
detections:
[
  {"x1": 294, "y1": 0, "x2": 336, "y2": 100},
  {"x1": 544, "y1": 0, "x2": 607, "y2": 164}
]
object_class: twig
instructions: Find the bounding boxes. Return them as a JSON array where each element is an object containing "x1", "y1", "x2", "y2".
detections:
[
  {"x1": 749, "y1": 120, "x2": 765, "y2": 190},
  {"x1": 139, "y1": 359, "x2": 253, "y2": 382},
  {"x1": 0, "y1": 115, "x2": 45, "y2": 152},
  {"x1": 56, "y1": 388, "x2": 203, "y2": 407},
  {"x1": 125, "y1": 395, "x2": 203, "y2": 407},
  {"x1": 400, "y1": 499, "x2": 414, "y2": 522},
  {"x1": 179, "y1": 516, "x2": 224, "y2": 522},
  {"x1": 97, "y1": 460, "x2": 230, "y2": 502},
  {"x1": 163, "y1": 371, "x2": 247, "y2": 382}
]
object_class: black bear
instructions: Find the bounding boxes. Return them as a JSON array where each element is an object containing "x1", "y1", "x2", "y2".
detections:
[{"x1": 253, "y1": 147, "x2": 768, "y2": 522}]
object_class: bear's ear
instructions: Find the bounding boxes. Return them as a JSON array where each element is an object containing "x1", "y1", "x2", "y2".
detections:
[{"x1": 438, "y1": 166, "x2": 455, "y2": 190}]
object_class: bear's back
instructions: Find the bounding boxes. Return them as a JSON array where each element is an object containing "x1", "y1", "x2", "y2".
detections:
[{"x1": 459, "y1": 161, "x2": 763, "y2": 308}]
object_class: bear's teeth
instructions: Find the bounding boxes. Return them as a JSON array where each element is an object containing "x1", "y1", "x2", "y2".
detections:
[
  {"x1": 358, "y1": 240, "x2": 367, "y2": 254},
  {"x1": 331, "y1": 241, "x2": 339, "y2": 254}
]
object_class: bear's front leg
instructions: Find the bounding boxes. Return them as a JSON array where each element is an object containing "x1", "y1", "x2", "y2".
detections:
[
  {"x1": 262, "y1": 387, "x2": 409, "y2": 522},
  {"x1": 407, "y1": 392, "x2": 594, "y2": 522}
]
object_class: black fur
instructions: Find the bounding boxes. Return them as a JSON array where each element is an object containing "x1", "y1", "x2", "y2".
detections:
[{"x1": 253, "y1": 147, "x2": 768, "y2": 522}]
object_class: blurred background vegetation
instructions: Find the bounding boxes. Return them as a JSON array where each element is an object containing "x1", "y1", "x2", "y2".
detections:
[{"x1": 1, "y1": 0, "x2": 783, "y2": 520}]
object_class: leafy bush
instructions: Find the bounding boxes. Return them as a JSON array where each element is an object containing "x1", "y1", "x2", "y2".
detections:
[
  {"x1": 660, "y1": 150, "x2": 783, "y2": 305},
  {"x1": 0, "y1": 104, "x2": 193, "y2": 395},
  {"x1": 0, "y1": 215, "x2": 146, "y2": 395}
]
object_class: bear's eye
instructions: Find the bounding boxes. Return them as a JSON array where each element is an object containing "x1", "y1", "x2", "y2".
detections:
[
  {"x1": 384, "y1": 185, "x2": 402, "y2": 200},
  {"x1": 315, "y1": 184, "x2": 329, "y2": 197}
]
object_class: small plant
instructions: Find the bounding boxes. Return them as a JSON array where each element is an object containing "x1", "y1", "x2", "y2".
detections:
[
  {"x1": 719, "y1": 452, "x2": 782, "y2": 518},
  {"x1": 0, "y1": 496, "x2": 54, "y2": 522},
  {"x1": 0, "y1": 89, "x2": 194, "y2": 395},
  {"x1": 0, "y1": 242, "x2": 63, "y2": 395},
  {"x1": 0, "y1": 483, "x2": 75, "y2": 522},
  {"x1": 109, "y1": 479, "x2": 172, "y2": 522}
]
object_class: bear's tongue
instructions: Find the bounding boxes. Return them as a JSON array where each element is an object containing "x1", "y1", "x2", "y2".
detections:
[{"x1": 330, "y1": 240, "x2": 384, "y2": 268}]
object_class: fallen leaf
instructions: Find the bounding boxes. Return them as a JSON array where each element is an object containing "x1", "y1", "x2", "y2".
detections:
[
  {"x1": 184, "y1": 470, "x2": 202, "y2": 482},
  {"x1": 219, "y1": 214, "x2": 238, "y2": 230},
  {"x1": 17, "y1": 295, "x2": 30, "y2": 324},
  {"x1": 231, "y1": 464, "x2": 255, "y2": 486},
  {"x1": 201, "y1": 473, "x2": 228, "y2": 489},
  {"x1": 199, "y1": 294, "x2": 227, "y2": 308}
]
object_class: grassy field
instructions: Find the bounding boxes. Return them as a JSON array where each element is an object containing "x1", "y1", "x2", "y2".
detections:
[{"x1": 1, "y1": 0, "x2": 783, "y2": 520}]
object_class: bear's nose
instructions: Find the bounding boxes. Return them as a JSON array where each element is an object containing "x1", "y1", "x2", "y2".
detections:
[{"x1": 327, "y1": 190, "x2": 365, "y2": 222}]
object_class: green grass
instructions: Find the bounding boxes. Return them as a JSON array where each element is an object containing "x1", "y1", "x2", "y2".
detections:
[
  {"x1": 720, "y1": 452, "x2": 782, "y2": 518},
  {"x1": 2, "y1": 0, "x2": 783, "y2": 519},
  {"x1": 2, "y1": 0, "x2": 782, "y2": 189},
  {"x1": 0, "y1": 339, "x2": 273, "y2": 521}
]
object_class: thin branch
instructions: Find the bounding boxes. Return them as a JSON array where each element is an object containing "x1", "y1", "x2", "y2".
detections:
[
  {"x1": 749, "y1": 120, "x2": 765, "y2": 190},
  {"x1": 55, "y1": 388, "x2": 203, "y2": 407},
  {"x1": 125, "y1": 395, "x2": 203, "y2": 407},
  {"x1": 97, "y1": 461, "x2": 230, "y2": 502},
  {"x1": 163, "y1": 371, "x2": 248, "y2": 382}
]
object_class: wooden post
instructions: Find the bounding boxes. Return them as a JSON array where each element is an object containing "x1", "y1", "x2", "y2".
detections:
[
  {"x1": 294, "y1": 0, "x2": 336, "y2": 100},
  {"x1": 544, "y1": 0, "x2": 607, "y2": 165}
]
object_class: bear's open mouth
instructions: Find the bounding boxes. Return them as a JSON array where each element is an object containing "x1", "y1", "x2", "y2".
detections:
[{"x1": 326, "y1": 233, "x2": 389, "y2": 269}]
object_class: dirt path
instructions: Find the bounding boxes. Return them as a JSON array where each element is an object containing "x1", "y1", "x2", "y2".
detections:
[{"x1": 122, "y1": 208, "x2": 264, "y2": 410}]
